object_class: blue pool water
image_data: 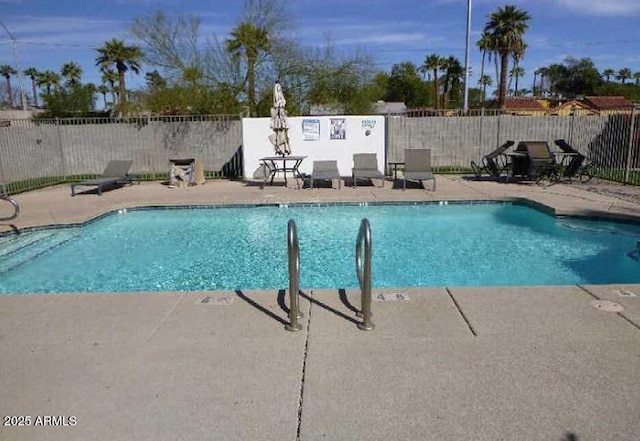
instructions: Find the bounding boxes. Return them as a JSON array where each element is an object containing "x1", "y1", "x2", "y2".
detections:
[{"x1": 2, "y1": 202, "x2": 640, "y2": 294}]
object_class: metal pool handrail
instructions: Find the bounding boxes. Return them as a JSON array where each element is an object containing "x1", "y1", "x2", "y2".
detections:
[
  {"x1": 0, "y1": 195, "x2": 19, "y2": 221},
  {"x1": 355, "y1": 218, "x2": 374, "y2": 330},
  {"x1": 285, "y1": 219, "x2": 302, "y2": 332}
]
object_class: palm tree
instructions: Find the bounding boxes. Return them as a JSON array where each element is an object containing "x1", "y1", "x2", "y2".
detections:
[
  {"x1": 36, "y1": 70, "x2": 61, "y2": 96},
  {"x1": 0, "y1": 64, "x2": 17, "y2": 107},
  {"x1": 226, "y1": 22, "x2": 269, "y2": 116},
  {"x1": 617, "y1": 68, "x2": 633, "y2": 85},
  {"x1": 23, "y1": 67, "x2": 40, "y2": 107},
  {"x1": 97, "y1": 84, "x2": 109, "y2": 109},
  {"x1": 476, "y1": 32, "x2": 494, "y2": 96},
  {"x1": 60, "y1": 61, "x2": 83, "y2": 87},
  {"x1": 423, "y1": 54, "x2": 444, "y2": 110},
  {"x1": 634, "y1": 72, "x2": 640, "y2": 87},
  {"x1": 482, "y1": 5, "x2": 531, "y2": 109},
  {"x1": 101, "y1": 68, "x2": 119, "y2": 106},
  {"x1": 510, "y1": 66, "x2": 525, "y2": 96},
  {"x1": 478, "y1": 74, "x2": 492, "y2": 102},
  {"x1": 442, "y1": 56, "x2": 464, "y2": 108},
  {"x1": 532, "y1": 68, "x2": 540, "y2": 96},
  {"x1": 537, "y1": 67, "x2": 548, "y2": 96},
  {"x1": 602, "y1": 68, "x2": 615, "y2": 82},
  {"x1": 95, "y1": 39, "x2": 143, "y2": 110}
]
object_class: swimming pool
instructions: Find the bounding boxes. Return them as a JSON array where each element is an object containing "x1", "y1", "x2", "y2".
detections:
[{"x1": 2, "y1": 202, "x2": 640, "y2": 294}]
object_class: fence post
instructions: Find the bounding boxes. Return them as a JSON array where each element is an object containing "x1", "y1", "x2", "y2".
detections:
[
  {"x1": 478, "y1": 107, "x2": 484, "y2": 160},
  {"x1": 568, "y1": 105, "x2": 576, "y2": 146},
  {"x1": 624, "y1": 106, "x2": 637, "y2": 184},
  {"x1": 55, "y1": 117, "x2": 67, "y2": 180},
  {"x1": 496, "y1": 111, "x2": 502, "y2": 149}
]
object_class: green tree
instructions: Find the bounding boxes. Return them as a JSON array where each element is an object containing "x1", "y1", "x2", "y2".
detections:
[
  {"x1": 422, "y1": 54, "x2": 444, "y2": 109},
  {"x1": 634, "y1": 72, "x2": 640, "y2": 87},
  {"x1": 617, "y1": 68, "x2": 633, "y2": 84},
  {"x1": 39, "y1": 84, "x2": 97, "y2": 117},
  {"x1": 602, "y1": 68, "x2": 615, "y2": 82},
  {"x1": 482, "y1": 5, "x2": 531, "y2": 109},
  {"x1": 545, "y1": 63, "x2": 567, "y2": 97},
  {"x1": 478, "y1": 74, "x2": 492, "y2": 102},
  {"x1": 510, "y1": 66, "x2": 524, "y2": 95},
  {"x1": 97, "y1": 84, "x2": 109, "y2": 109},
  {"x1": 36, "y1": 70, "x2": 61, "y2": 96},
  {"x1": 60, "y1": 61, "x2": 83, "y2": 87},
  {"x1": 225, "y1": 22, "x2": 270, "y2": 116},
  {"x1": 476, "y1": 32, "x2": 494, "y2": 95},
  {"x1": 145, "y1": 70, "x2": 167, "y2": 90},
  {"x1": 542, "y1": 57, "x2": 601, "y2": 98},
  {"x1": 0, "y1": 64, "x2": 17, "y2": 107},
  {"x1": 23, "y1": 67, "x2": 40, "y2": 107},
  {"x1": 536, "y1": 66, "x2": 548, "y2": 95},
  {"x1": 100, "y1": 68, "x2": 119, "y2": 106},
  {"x1": 442, "y1": 56, "x2": 464, "y2": 108},
  {"x1": 385, "y1": 62, "x2": 428, "y2": 109},
  {"x1": 95, "y1": 39, "x2": 144, "y2": 111}
]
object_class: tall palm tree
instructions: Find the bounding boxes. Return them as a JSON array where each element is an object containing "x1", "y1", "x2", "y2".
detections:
[
  {"x1": 95, "y1": 39, "x2": 143, "y2": 110},
  {"x1": 478, "y1": 74, "x2": 492, "y2": 102},
  {"x1": 0, "y1": 64, "x2": 17, "y2": 107},
  {"x1": 442, "y1": 56, "x2": 464, "y2": 108},
  {"x1": 423, "y1": 54, "x2": 444, "y2": 110},
  {"x1": 617, "y1": 68, "x2": 633, "y2": 84},
  {"x1": 537, "y1": 66, "x2": 548, "y2": 95},
  {"x1": 97, "y1": 84, "x2": 109, "y2": 109},
  {"x1": 60, "y1": 61, "x2": 83, "y2": 87},
  {"x1": 510, "y1": 66, "x2": 525, "y2": 96},
  {"x1": 226, "y1": 22, "x2": 269, "y2": 116},
  {"x1": 532, "y1": 68, "x2": 540, "y2": 96},
  {"x1": 476, "y1": 32, "x2": 493, "y2": 97},
  {"x1": 36, "y1": 70, "x2": 61, "y2": 96},
  {"x1": 483, "y1": 5, "x2": 531, "y2": 109},
  {"x1": 602, "y1": 68, "x2": 615, "y2": 82},
  {"x1": 23, "y1": 67, "x2": 40, "y2": 107},
  {"x1": 101, "y1": 68, "x2": 119, "y2": 106}
]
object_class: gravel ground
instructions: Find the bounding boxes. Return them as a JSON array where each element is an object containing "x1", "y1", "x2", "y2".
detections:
[{"x1": 572, "y1": 178, "x2": 640, "y2": 203}]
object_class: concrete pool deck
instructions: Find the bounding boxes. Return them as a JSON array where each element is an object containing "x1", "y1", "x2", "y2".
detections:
[{"x1": 1, "y1": 176, "x2": 640, "y2": 440}]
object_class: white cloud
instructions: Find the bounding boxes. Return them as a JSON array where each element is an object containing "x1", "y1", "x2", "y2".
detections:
[
  {"x1": 335, "y1": 32, "x2": 427, "y2": 46},
  {"x1": 554, "y1": 0, "x2": 640, "y2": 16}
]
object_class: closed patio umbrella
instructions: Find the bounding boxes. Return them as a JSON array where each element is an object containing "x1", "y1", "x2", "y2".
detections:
[{"x1": 268, "y1": 80, "x2": 291, "y2": 156}]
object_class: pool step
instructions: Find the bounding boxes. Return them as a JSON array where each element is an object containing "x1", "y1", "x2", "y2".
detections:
[{"x1": 0, "y1": 231, "x2": 77, "y2": 273}]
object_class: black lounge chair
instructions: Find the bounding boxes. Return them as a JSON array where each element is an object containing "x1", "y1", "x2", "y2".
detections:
[
  {"x1": 352, "y1": 153, "x2": 384, "y2": 187},
  {"x1": 514, "y1": 141, "x2": 558, "y2": 182},
  {"x1": 402, "y1": 149, "x2": 436, "y2": 191},
  {"x1": 554, "y1": 139, "x2": 587, "y2": 179},
  {"x1": 310, "y1": 160, "x2": 342, "y2": 189},
  {"x1": 470, "y1": 140, "x2": 515, "y2": 181},
  {"x1": 71, "y1": 160, "x2": 135, "y2": 196}
]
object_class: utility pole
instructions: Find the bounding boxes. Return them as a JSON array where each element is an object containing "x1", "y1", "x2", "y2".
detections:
[
  {"x1": 463, "y1": 0, "x2": 472, "y2": 113},
  {"x1": 0, "y1": 18, "x2": 28, "y2": 112}
]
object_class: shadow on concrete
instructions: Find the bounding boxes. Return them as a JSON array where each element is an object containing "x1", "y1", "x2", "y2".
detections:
[
  {"x1": 234, "y1": 289, "x2": 288, "y2": 326},
  {"x1": 338, "y1": 288, "x2": 360, "y2": 315},
  {"x1": 300, "y1": 290, "x2": 360, "y2": 325}
]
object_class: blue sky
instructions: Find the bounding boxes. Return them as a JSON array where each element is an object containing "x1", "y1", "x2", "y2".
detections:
[{"x1": 1, "y1": 0, "x2": 639, "y2": 102}]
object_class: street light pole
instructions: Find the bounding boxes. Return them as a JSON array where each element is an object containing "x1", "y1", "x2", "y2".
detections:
[{"x1": 463, "y1": 0, "x2": 472, "y2": 113}]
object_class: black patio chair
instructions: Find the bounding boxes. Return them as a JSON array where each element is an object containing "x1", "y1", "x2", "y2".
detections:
[
  {"x1": 554, "y1": 139, "x2": 588, "y2": 181},
  {"x1": 470, "y1": 140, "x2": 515, "y2": 181},
  {"x1": 515, "y1": 141, "x2": 559, "y2": 184}
]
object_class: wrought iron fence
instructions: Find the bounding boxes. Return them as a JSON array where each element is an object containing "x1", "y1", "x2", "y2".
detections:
[
  {"x1": 1, "y1": 108, "x2": 639, "y2": 194},
  {"x1": 0, "y1": 114, "x2": 244, "y2": 194}
]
